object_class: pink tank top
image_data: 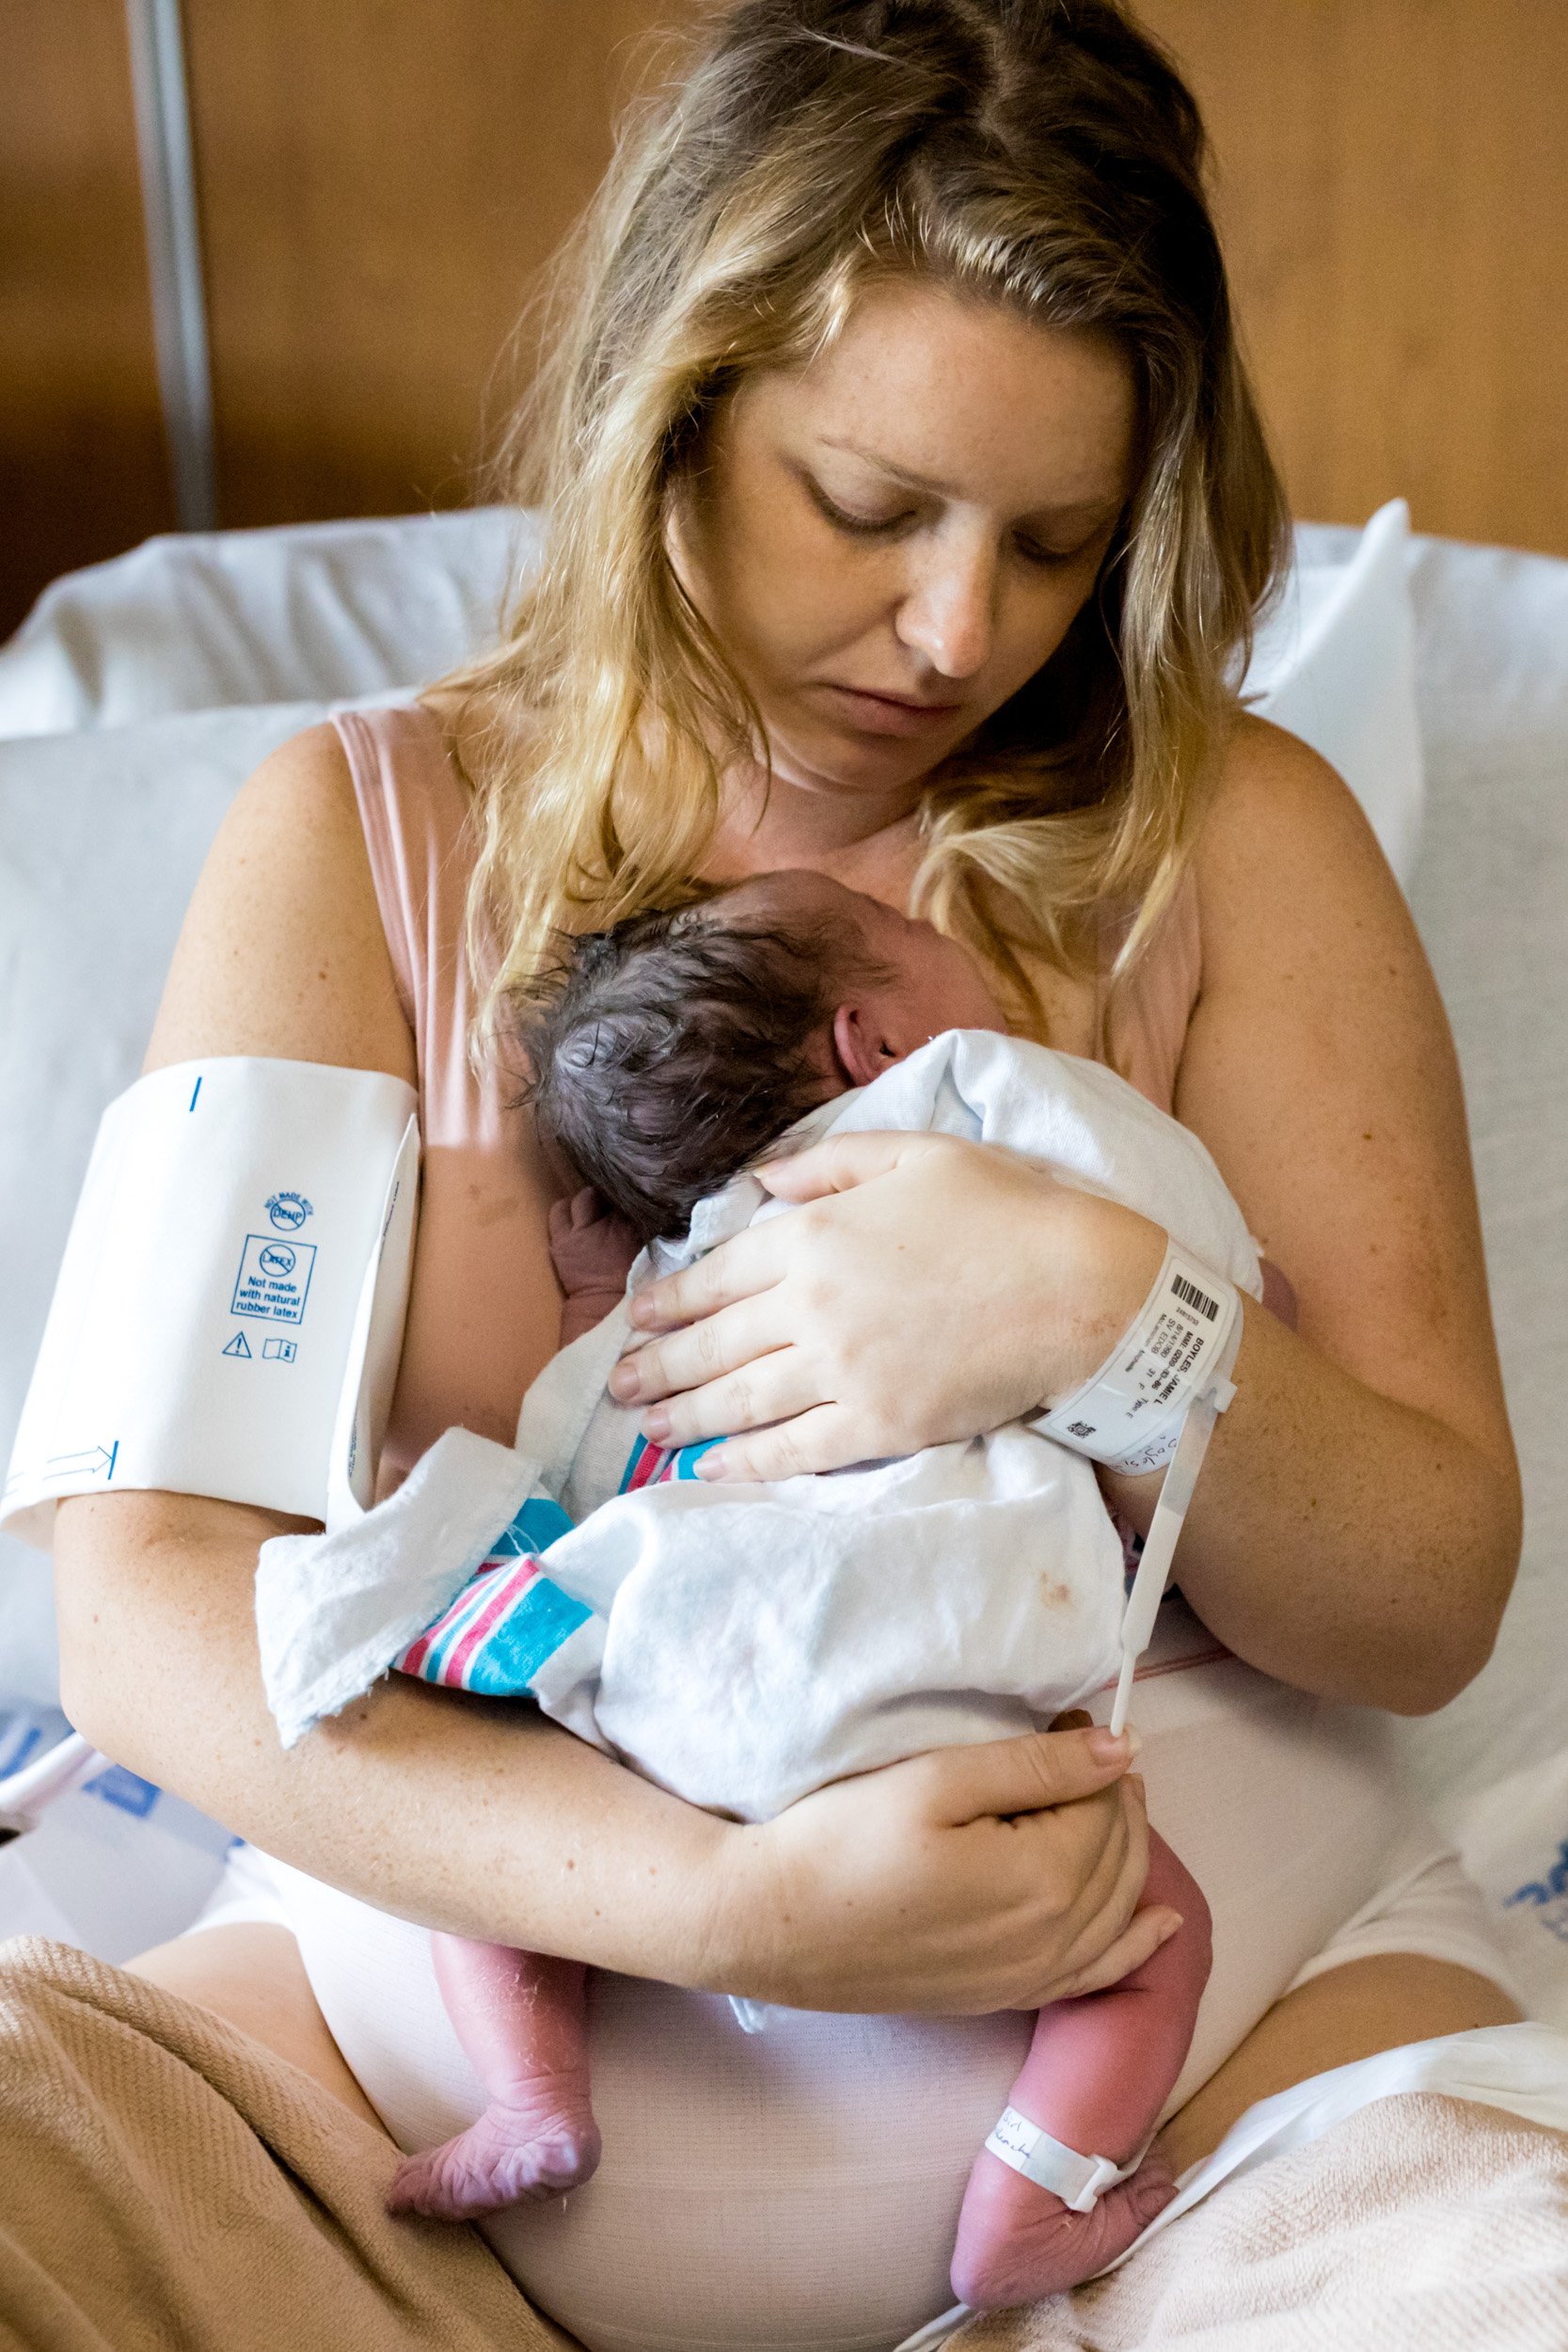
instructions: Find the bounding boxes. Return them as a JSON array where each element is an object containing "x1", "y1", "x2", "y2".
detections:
[{"x1": 333, "y1": 703, "x2": 1202, "y2": 1476}]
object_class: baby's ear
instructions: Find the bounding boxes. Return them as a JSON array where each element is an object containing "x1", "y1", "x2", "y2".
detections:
[{"x1": 832, "y1": 1002, "x2": 899, "y2": 1089}]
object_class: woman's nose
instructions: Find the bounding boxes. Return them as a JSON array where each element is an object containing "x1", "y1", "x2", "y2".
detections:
[{"x1": 894, "y1": 530, "x2": 998, "y2": 679}]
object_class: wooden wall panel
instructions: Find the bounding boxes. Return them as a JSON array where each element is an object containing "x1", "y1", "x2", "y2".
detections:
[
  {"x1": 181, "y1": 1, "x2": 706, "y2": 528},
  {"x1": 5, "y1": 0, "x2": 1566, "y2": 640},
  {"x1": 178, "y1": 0, "x2": 1568, "y2": 556},
  {"x1": 0, "y1": 0, "x2": 174, "y2": 639},
  {"x1": 1136, "y1": 0, "x2": 1568, "y2": 554}
]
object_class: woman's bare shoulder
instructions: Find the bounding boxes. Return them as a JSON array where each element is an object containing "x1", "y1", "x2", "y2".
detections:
[
  {"x1": 144, "y1": 721, "x2": 416, "y2": 1084},
  {"x1": 1183, "y1": 707, "x2": 1441, "y2": 1134},
  {"x1": 1188, "y1": 707, "x2": 1427, "y2": 1002},
  {"x1": 1176, "y1": 711, "x2": 1515, "y2": 1461},
  {"x1": 1196, "y1": 709, "x2": 1393, "y2": 907}
]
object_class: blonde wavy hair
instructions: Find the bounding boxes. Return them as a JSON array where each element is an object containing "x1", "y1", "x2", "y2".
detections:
[{"x1": 454, "y1": 0, "x2": 1290, "y2": 1041}]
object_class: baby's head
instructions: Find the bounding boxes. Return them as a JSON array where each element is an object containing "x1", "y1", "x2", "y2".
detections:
[{"x1": 521, "y1": 871, "x2": 1005, "y2": 1241}]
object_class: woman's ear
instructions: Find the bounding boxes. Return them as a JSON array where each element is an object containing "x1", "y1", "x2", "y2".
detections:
[{"x1": 832, "y1": 1001, "x2": 901, "y2": 1089}]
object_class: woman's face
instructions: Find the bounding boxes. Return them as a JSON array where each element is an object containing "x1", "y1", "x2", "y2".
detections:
[{"x1": 673, "y1": 275, "x2": 1135, "y2": 818}]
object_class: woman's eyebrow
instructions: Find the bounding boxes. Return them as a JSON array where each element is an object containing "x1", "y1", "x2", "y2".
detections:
[{"x1": 814, "y1": 437, "x2": 1121, "y2": 524}]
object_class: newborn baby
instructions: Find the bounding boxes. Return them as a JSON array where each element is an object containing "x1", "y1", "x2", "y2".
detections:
[{"x1": 369, "y1": 872, "x2": 1255, "y2": 2306}]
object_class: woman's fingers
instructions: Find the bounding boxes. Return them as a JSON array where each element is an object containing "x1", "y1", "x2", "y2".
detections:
[
  {"x1": 628, "y1": 1223, "x2": 786, "y2": 1334},
  {"x1": 927, "y1": 1724, "x2": 1139, "y2": 1827},
  {"x1": 1052, "y1": 1774, "x2": 1151, "y2": 1952},
  {"x1": 637, "y1": 1350, "x2": 822, "y2": 1452},
  {"x1": 744, "y1": 1730, "x2": 1158, "y2": 2014},
  {"x1": 1050, "y1": 1904, "x2": 1183, "y2": 2003},
  {"x1": 611, "y1": 1294, "x2": 785, "y2": 1407},
  {"x1": 690, "y1": 1404, "x2": 860, "y2": 1485}
]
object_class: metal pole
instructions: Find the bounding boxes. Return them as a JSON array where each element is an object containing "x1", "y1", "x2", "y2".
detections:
[{"x1": 124, "y1": 0, "x2": 216, "y2": 532}]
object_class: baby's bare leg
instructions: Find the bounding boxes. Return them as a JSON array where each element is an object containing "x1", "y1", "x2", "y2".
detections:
[
  {"x1": 950, "y1": 1833, "x2": 1211, "y2": 2307},
  {"x1": 387, "y1": 1937, "x2": 600, "y2": 2218}
]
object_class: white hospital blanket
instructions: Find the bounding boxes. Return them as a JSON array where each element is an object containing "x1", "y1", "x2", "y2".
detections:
[{"x1": 257, "y1": 1030, "x2": 1262, "y2": 1818}]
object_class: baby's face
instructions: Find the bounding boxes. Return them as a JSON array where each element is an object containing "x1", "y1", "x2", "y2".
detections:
[{"x1": 721, "y1": 869, "x2": 1007, "y2": 1044}]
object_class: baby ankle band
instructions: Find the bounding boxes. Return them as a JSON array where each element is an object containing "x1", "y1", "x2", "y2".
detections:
[{"x1": 984, "y1": 2106, "x2": 1141, "y2": 2212}]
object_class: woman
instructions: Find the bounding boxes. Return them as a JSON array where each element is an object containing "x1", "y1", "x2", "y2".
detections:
[{"x1": 51, "y1": 3, "x2": 1521, "y2": 2346}]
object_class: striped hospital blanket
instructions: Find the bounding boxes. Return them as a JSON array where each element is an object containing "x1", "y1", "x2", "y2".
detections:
[{"x1": 393, "y1": 1437, "x2": 719, "y2": 1700}]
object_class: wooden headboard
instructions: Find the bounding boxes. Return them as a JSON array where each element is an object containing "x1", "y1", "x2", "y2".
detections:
[{"x1": 5, "y1": 0, "x2": 1565, "y2": 639}]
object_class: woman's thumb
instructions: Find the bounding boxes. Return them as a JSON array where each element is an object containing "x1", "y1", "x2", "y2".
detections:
[{"x1": 932, "y1": 1723, "x2": 1138, "y2": 1825}]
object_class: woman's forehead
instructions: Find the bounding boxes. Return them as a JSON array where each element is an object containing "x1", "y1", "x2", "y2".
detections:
[{"x1": 737, "y1": 276, "x2": 1134, "y2": 515}]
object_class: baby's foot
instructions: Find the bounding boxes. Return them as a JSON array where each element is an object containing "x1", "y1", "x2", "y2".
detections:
[
  {"x1": 949, "y1": 2144, "x2": 1176, "y2": 2309},
  {"x1": 388, "y1": 2082, "x2": 602, "y2": 2219}
]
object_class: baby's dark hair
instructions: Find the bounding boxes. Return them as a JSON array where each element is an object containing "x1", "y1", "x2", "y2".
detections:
[{"x1": 517, "y1": 898, "x2": 879, "y2": 1241}]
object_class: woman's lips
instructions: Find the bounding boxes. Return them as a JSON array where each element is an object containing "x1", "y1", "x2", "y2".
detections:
[{"x1": 813, "y1": 681, "x2": 965, "y2": 738}]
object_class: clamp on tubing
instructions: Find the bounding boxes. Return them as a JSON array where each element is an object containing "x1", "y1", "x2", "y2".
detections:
[{"x1": 0, "y1": 1733, "x2": 106, "y2": 1838}]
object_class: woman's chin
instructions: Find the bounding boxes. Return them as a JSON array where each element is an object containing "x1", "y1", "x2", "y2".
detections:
[{"x1": 763, "y1": 718, "x2": 953, "y2": 803}]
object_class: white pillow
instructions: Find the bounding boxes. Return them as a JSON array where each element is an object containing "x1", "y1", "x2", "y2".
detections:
[
  {"x1": 1243, "y1": 499, "x2": 1424, "y2": 882},
  {"x1": 0, "y1": 702, "x2": 327, "y2": 1698},
  {"x1": 0, "y1": 509, "x2": 537, "y2": 739}
]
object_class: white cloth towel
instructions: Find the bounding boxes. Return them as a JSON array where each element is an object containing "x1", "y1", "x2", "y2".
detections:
[
  {"x1": 256, "y1": 1031, "x2": 1262, "y2": 1809},
  {"x1": 256, "y1": 1427, "x2": 542, "y2": 1750}
]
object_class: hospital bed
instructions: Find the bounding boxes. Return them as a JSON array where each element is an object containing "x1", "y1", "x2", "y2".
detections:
[{"x1": 0, "y1": 502, "x2": 1563, "y2": 2026}]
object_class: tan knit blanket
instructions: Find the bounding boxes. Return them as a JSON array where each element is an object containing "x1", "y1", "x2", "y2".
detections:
[
  {"x1": 0, "y1": 1935, "x2": 570, "y2": 2352},
  {"x1": 3, "y1": 1934, "x2": 1566, "y2": 2352},
  {"x1": 953, "y1": 2089, "x2": 1568, "y2": 2352}
]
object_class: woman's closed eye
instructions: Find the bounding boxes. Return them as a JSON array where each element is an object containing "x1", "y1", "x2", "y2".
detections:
[
  {"x1": 808, "y1": 481, "x2": 919, "y2": 537},
  {"x1": 808, "y1": 479, "x2": 1093, "y2": 569},
  {"x1": 1013, "y1": 532, "x2": 1099, "y2": 569}
]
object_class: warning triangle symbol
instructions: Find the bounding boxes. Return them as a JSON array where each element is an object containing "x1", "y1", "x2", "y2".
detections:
[{"x1": 222, "y1": 1331, "x2": 252, "y2": 1359}]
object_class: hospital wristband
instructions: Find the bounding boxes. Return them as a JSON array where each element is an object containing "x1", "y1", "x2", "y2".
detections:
[{"x1": 1031, "y1": 1239, "x2": 1243, "y2": 1476}]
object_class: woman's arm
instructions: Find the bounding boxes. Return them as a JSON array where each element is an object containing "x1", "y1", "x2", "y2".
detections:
[
  {"x1": 1130, "y1": 716, "x2": 1520, "y2": 1710},
  {"x1": 53, "y1": 722, "x2": 1168, "y2": 2012},
  {"x1": 613, "y1": 721, "x2": 1521, "y2": 1715},
  {"x1": 55, "y1": 1486, "x2": 1160, "y2": 2009}
]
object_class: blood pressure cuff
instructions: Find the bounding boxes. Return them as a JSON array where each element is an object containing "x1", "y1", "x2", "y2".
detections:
[{"x1": 3, "y1": 1057, "x2": 419, "y2": 1546}]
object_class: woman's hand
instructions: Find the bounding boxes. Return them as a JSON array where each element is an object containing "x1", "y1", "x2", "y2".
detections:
[
  {"x1": 717, "y1": 1719, "x2": 1177, "y2": 2014},
  {"x1": 610, "y1": 1131, "x2": 1164, "y2": 1480}
]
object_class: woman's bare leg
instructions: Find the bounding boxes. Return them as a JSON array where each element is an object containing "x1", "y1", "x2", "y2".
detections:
[
  {"x1": 1157, "y1": 1953, "x2": 1522, "y2": 2177},
  {"x1": 126, "y1": 1923, "x2": 389, "y2": 2135}
]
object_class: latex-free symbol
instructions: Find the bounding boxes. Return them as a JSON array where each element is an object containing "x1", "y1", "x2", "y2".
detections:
[
  {"x1": 266, "y1": 1191, "x2": 313, "y2": 1232},
  {"x1": 231, "y1": 1233, "x2": 317, "y2": 1324}
]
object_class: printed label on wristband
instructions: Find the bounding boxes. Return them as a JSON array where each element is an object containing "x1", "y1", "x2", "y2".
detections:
[{"x1": 1033, "y1": 1243, "x2": 1240, "y2": 1473}]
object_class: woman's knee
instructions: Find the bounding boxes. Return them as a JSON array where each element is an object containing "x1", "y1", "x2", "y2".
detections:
[{"x1": 1156, "y1": 1952, "x2": 1521, "y2": 2177}]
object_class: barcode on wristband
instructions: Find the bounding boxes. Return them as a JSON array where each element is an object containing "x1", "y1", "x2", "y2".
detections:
[{"x1": 1172, "y1": 1274, "x2": 1218, "y2": 1321}]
